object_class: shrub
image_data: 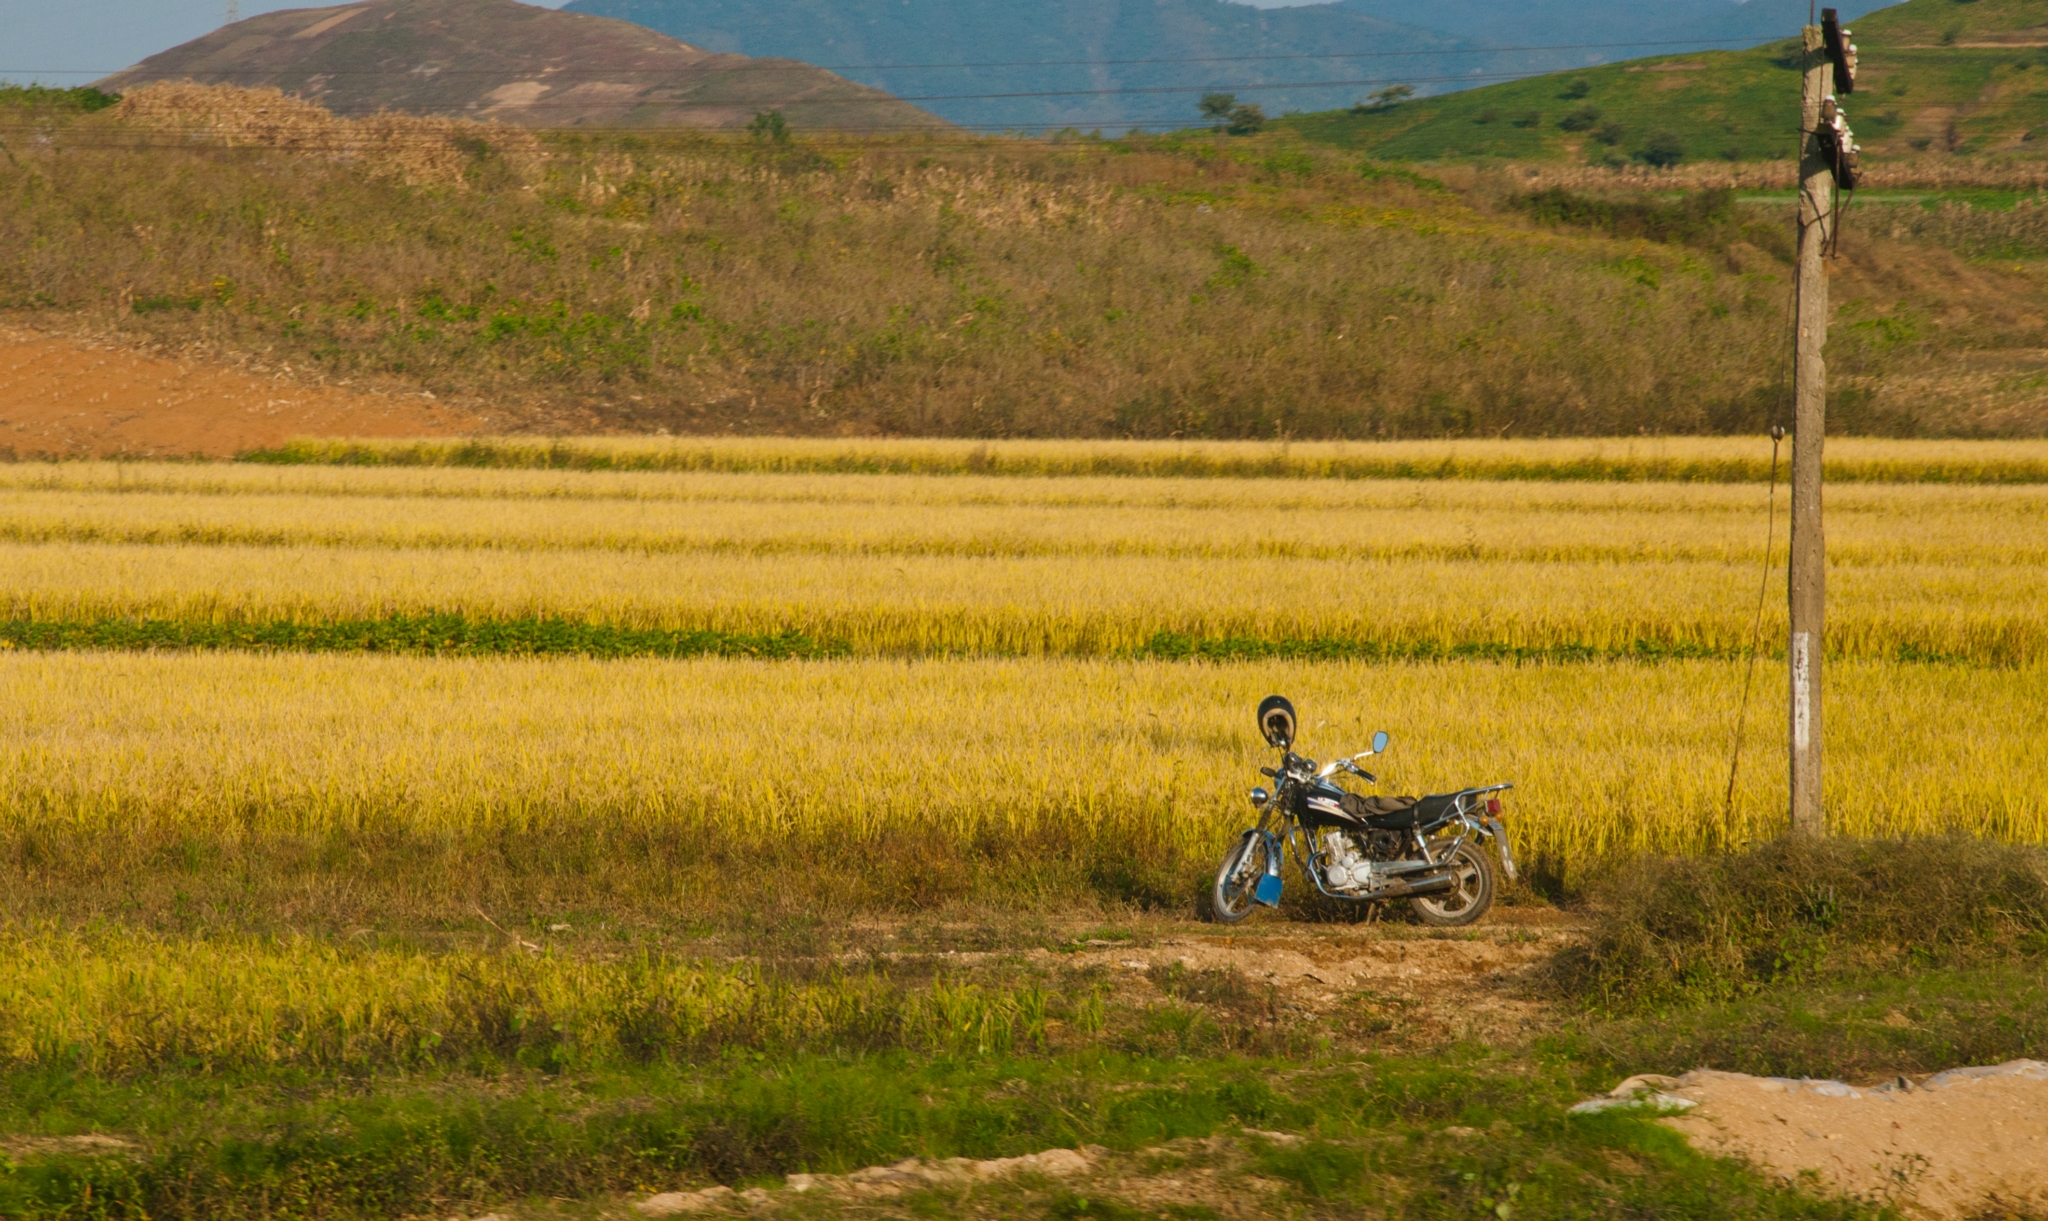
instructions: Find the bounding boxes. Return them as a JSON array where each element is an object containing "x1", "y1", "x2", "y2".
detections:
[
  {"x1": 1556, "y1": 837, "x2": 2048, "y2": 1010},
  {"x1": 1636, "y1": 130, "x2": 1686, "y2": 168},
  {"x1": 1558, "y1": 106, "x2": 1602, "y2": 133}
]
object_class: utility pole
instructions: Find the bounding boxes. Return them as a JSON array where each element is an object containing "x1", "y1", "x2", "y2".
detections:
[{"x1": 1789, "y1": 9, "x2": 1858, "y2": 837}]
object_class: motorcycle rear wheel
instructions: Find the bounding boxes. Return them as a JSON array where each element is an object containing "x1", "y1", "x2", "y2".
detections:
[
  {"x1": 1410, "y1": 841, "x2": 1495, "y2": 927},
  {"x1": 1208, "y1": 831, "x2": 1271, "y2": 924}
]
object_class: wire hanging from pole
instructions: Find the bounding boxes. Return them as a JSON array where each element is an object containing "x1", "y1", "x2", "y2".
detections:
[{"x1": 1724, "y1": 426, "x2": 1785, "y2": 850}]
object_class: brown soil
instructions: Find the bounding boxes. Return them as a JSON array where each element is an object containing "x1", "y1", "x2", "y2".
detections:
[
  {"x1": 0, "y1": 327, "x2": 483, "y2": 458},
  {"x1": 1662, "y1": 1069, "x2": 2048, "y2": 1218}
]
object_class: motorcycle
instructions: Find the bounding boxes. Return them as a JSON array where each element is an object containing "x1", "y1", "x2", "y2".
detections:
[{"x1": 1209, "y1": 695, "x2": 1518, "y2": 927}]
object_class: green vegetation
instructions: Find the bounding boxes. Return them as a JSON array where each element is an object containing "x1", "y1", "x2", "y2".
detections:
[
  {"x1": 7, "y1": 83, "x2": 2048, "y2": 437},
  {"x1": 1278, "y1": 0, "x2": 2048, "y2": 165},
  {"x1": 1559, "y1": 836, "x2": 2048, "y2": 1009},
  {"x1": 0, "y1": 86, "x2": 119, "y2": 112},
  {"x1": 0, "y1": 1039, "x2": 1879, "y2": 1221},
  {"x1": 0, "y1": 616, "x2": 843, "y2": 659},
  {"x1": 2, "y1": 841, "x2": 2037, "y2": 1219}
]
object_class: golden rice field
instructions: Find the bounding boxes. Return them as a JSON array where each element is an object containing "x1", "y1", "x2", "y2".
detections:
[
  {"x1": 4, "y1": 651, "x2": 2041, "y2": 867},
  {"x1": 2, "y1": 438, "x2": 2044, "y2": 909},
  {"x1": 1, "y1": 463, "x2": 2043, "y2": 662},
  {"x1": 0, "y1": 924, "x2": 1049, "y2": 1073},
  {"x1": 248, "y1": 435, "x2": 2048, "y2": 484}
]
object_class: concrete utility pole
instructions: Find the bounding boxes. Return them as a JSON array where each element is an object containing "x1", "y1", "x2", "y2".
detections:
[
  {"x1": 1789, "y1": 10, "x2": 1858, "y2": 837},
  {"x1": 1788, "y1": 21, "x2": 1829, "y2": 837}
]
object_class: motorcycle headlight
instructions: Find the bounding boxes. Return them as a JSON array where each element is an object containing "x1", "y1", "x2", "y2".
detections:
[{"x1": 1248, "y1": 786, "x2": 1270, "y2": 808}]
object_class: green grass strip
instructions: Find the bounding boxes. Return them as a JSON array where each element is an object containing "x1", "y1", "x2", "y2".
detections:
[
  {"x1": 1134, "y1": 631, "x2": 1979, "y2": 666},
  {"x1": 0, "y1": 619, "x2": 1984, "y2": 665},
  {"x1": 0, "y1": 617, "x2": 846, "y2": 660},
  {"x1": 238, "y1": 439, "x2": 2048, "y2": 485}
]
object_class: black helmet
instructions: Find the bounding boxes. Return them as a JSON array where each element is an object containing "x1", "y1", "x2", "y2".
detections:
[{"x1": 1256, "y1": 695, "x2": 1296, "y2": 749}]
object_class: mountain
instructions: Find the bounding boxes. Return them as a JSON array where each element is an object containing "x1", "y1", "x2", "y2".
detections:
[
  {"x1": 1279, "y1": 0, "x2": 2048, "y2": 162},
  {"x1": 562, "y1": 0, "x2": 1554, "y2": 131},
  {"x1": 560, "y1": 0, "x2": 1900, "y2": 131},
  {"x1": 1331, "y1": 0, "x2": 1899, "y2": 53},
  {"x1": 96, "y1": 0, "x2": 949, "y2": 133}
]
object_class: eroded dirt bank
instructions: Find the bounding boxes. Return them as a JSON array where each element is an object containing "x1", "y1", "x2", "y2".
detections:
[{"x1": 0, "y1": 327, "x2": 482, "y2": 457}]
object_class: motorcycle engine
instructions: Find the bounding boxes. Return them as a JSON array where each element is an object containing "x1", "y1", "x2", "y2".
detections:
[{"x1": 1360, "y1": 829, "x2": 1404, "y2": 862}]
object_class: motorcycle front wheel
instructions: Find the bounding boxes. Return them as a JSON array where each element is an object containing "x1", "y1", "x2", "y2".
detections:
[
  {"x1": 1411, "y1": 841, "x2": 1495, "y2": 927},
  {"x1": 1208, "y1": 830, "x2": 1271, "y2": 924}
]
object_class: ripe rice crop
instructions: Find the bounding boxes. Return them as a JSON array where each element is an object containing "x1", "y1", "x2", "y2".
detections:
[
  {"x1": 4, "y1": 465, "x2": 2045, "y2": 568},
  {"x1": 5, "y1": 543, "x2": 2039, "y2": 664},
  {"x1": 2, "y1": 652, "x2": 2040, "y2": 892},
  {"x1": 1, "y1": 464, "x2": 2042, "y2": 664},
  {"x1": 245, "y1": 436, "x2": 2048, "y2": 485},
  {"x1": 0, "y1": 925, "x2": 1050, "y2": 1074}
]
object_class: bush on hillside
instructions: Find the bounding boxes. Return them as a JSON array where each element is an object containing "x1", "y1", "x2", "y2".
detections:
[{"x1": 1508, "y1": 186, "x2": 1738, "y2": 247}]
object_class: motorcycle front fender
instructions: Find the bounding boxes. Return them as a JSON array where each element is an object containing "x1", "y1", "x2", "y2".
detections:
[{"x1": 1253, "y1": 829, "x2": 1285, "y2": 907}]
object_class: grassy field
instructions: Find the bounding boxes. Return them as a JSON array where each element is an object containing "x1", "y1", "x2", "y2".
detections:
[
  {"x1": 1280, "y1": 0, "x2": 2048, "y2": 165},
  {"x1": 9, "y1": 83, "x2": 2048, "y2": 441}
]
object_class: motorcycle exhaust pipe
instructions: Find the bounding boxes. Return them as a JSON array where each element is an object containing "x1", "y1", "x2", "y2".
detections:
[{"x1": 1367, "y1": 871, "x2": 1458, "y2": 900}]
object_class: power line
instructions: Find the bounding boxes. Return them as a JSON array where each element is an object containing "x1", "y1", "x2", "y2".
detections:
[
  {"x1": 0, "y1": 68, "x2": 1676, "y2": 120},
  {"x1": 0, "y1": 33, "x2": 1794, "y2": 79}
]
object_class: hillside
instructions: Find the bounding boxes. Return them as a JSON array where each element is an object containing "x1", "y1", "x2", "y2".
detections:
[
  {"x1": 6, "y1": 84, "x2": 2046, "y2": 440},
  {"x1": 1332, "y1": 0, "x2": 1897, "y2": 51},
  {"x1": 562, "y1": 0, "x2": 1898, "y2": 132},
  {"x1": 562, "y1": 0, "x2": 1531, "y2": 131},
  {"x1": 96, "y1": 0, "x2": 948, "y2": 133},
  {"x1": 1280, "y1": 0, "x2": 2048, "y2": 163}
]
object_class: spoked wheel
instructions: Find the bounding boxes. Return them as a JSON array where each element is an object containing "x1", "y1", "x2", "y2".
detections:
[
  {"x1": 1208, "y1": 830, "x2": 1272, "y2": 924},
  {"x1": 1411, "y1": 840, "x2": 1495, "y2": 927}
]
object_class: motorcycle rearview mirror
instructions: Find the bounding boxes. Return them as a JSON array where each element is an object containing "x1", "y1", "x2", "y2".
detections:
[
  {"x1": 1256, "y1": 694, "x2": 1297, "y2": 750},
  {"x1": 1371, "y1": 730, "x2": 1389, "y2": 754}
]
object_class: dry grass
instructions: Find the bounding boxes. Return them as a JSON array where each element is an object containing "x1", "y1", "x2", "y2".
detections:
[
  {"x1": 0, "y1": 90, "x2": 1794, "y2": 437},
  {"x1": 112, "y1": 83, "x2": 545, "y2": 188}
]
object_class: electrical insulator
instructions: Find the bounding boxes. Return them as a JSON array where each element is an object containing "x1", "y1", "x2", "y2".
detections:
[{"x1": 1822, "y1": 9, "x2": 1857, "y2": 94}]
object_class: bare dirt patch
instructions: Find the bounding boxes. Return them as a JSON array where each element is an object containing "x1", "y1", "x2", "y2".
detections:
[
  {"x1": 0, "y1": 327, "x2": 483, "y2": 458},
  {"x1": 1643, "y1": 1066, "x2": 2048, "y2": 1217}
]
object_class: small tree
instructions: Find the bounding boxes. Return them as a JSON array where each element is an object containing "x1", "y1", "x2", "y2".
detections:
[
  {"x1": 748, "y1": 109, "x2": 790, "y2": 144},
  {"x1": 1351, "y1": 83, "x2": 1414, "y2": 114},
  {"x1": 1198, "y1": 92, "x2": 1238, "y2": 130},
  {"x1": 1226, "y1": 102, "x2": 1267, "y2": 135},
  {"x1": 1638, "y1": 129, "x2": 1685, "y2": 168},
  {"x1": 1558, "y1": 105, "x2": 1602, "y2": 132}
]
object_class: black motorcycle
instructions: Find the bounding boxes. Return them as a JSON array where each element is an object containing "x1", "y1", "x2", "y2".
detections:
[{"x1": 1209, "y1": 695, "x2": 1517, "y2": 927}]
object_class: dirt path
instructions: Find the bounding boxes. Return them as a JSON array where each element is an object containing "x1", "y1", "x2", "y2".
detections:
[
  {"x1": 1656, "y1": 1066, "x2": 2048, "y2": 1217},
  {"x1": 0, "y1": 327, "x2": 483, "y2": 458}
]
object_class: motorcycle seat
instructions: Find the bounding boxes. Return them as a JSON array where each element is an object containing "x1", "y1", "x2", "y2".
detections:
[
  {"x1": 1339, "y1": 792, "x2": 1420, "y2": 828},
  {"x1": 1338, "y1": 792, "x2": 1461, "y2": 830}
]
